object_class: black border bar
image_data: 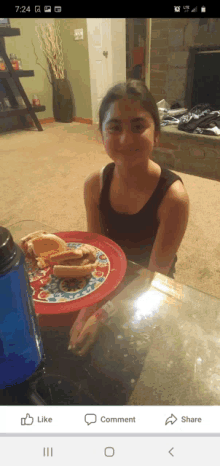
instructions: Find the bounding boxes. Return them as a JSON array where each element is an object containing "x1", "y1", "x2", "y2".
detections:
[{"x1": 0, "y1": 6, "x2": 218, "y2": 19}]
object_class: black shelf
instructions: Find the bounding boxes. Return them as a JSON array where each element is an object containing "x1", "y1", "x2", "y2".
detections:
[
  {"x1": 0, "y1": 27, "x2": 45, "y2": 131},
  {"x1": 0, "y1": 105, "x2": 46, "y2": 118},
  {"x1": 0, "y1": 70, "x2": 34, "y2": 78},
  {"x1": 0, "y1": 28, "x2": 20, "y2": 37}
]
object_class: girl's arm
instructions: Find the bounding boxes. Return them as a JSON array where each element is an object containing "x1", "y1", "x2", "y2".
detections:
[
  {"x1": 83, "y1": 172, "x2": 106, "y2": 235},
  {"x1": 148, "y1": 182, "x2": 190, "y2": 276}
]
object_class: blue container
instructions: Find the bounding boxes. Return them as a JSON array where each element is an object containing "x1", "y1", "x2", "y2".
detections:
[{"x1": 0, "y1": 227, "x2": 44, "y2": 389}]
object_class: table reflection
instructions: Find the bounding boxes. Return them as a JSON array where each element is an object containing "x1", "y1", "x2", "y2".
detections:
[{"x1": 4, "y1": 220, "x2": 220, "y2": 405}]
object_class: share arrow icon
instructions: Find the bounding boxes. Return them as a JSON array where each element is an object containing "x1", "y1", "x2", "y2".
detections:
[{"x1": 165, "y1": 414, "x2": 178, "y2": 425}]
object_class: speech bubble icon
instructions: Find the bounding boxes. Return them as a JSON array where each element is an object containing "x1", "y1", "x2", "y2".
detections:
[{"x1": 85, "y1": 414, "x2": 97, "y2": 426}]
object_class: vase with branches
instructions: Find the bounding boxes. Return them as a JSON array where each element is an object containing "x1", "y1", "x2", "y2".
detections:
[{"x1": 33, "y1": 21, "x2": 74, "y2": 122}]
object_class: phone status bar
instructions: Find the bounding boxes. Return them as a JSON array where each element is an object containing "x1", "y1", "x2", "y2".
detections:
[
  {"x1": 13, "y1": 6, "x2": 62, "y2": 14},
  {"x1": 6, "y1": 4, "x2": 218, "y2": 17}
]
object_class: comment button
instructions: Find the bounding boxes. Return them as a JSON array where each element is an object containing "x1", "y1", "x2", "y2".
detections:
[{"x1": 84, "y1": 414, "x2": 97, "y2": 426}]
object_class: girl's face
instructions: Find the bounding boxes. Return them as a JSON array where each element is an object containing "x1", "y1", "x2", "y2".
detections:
[{"x1": 101, "y1": 97, "x2": 160, "y2": 165}]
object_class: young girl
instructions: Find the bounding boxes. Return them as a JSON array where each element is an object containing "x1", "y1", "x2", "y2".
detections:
[{"x1": 83, "y1": 80, "x2": 189, "y2": 279}]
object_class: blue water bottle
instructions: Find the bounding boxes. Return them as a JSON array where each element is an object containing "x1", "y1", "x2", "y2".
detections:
[{"x1": 0, "y1": 226, "x2": 45, "y2": 390}]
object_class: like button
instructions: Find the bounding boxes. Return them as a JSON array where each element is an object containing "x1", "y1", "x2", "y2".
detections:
[{"x1": 21, "y1": 414, "x2": 34, "y2": 426}]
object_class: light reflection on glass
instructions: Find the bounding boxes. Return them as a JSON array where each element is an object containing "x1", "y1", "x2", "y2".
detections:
[
  {"x1": 152, "y1": 276, "x2": 184, "y2": 301},
  {"x1": 132, "y1": 289, "x2": 166, "y2": 325},
  {"x1": 210, "y1": 373, "x2": 220, "y2": 393}
]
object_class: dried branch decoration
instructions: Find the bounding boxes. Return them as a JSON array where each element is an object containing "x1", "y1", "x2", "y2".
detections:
[{"x1": 35, "y1": 22, "x2": 65, "y2": 80}]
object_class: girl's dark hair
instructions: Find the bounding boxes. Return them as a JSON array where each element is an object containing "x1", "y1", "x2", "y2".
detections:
[{"x1": 98, "y1": 79, "x2": 161, "y2": 135}]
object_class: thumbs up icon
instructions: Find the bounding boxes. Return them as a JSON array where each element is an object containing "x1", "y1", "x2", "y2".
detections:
[{"x1": 21, "y1": 414, "x2": 34, "y2": 426}]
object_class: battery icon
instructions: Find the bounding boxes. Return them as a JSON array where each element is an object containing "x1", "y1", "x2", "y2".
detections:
[{"x1": 201, "y1": 6, "x2": 206, "y2": 12}]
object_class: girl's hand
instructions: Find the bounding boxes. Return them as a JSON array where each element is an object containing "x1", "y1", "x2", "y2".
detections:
[
  {"x1": 69, "y1": 305, "x2": 98, "y2": 348},
  {"x1": 69, "y1": 307, "x2": 109, "y2": 356},
  {"x1": 72, "y1": 316, "x2": 101, "y2": 356}
]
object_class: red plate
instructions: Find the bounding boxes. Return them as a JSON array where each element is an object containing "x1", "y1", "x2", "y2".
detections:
[{"x1": 28, "y1": 231, "x2": 127, "y2": 314}]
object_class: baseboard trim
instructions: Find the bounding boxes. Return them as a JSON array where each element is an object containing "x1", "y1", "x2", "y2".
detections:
[
  {"x1": 28, "y1": 116, "x2": 93, "y2": 126},
  {"x1": 0, "y1": 116, "x2": 95, "y2": 134},
  {"x1": 73, "y1": 117, "x2": 93, "y2": 125}
]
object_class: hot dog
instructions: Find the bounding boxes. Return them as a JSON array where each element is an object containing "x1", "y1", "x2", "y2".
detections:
[
  {"x1": 50, "y1": 249, "x2": 83, "y2": 263},
  {"x1": 53, "y1": 260, "x2": 99, "y2": 278},
  {"x1": 61, "y1": 257, "x2": 91, "y2": 266}
]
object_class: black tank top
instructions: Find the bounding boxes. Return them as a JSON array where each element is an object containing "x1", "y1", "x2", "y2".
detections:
[{"x1": 99, "y1": 162, "x2": 183, "y2": 271}]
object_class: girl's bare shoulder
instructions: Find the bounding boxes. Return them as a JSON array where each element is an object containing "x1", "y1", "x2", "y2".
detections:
[
  {"x1": 158, "y1": 179, "x2": 189, "y2": 222},
  {"x1": 84, "y1": 170, "x2": 103, "y2": 204}
]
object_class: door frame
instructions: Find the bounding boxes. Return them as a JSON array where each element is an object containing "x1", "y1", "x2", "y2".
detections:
[
  {"x1": 145, "y1": 18, "x2": 152, "y2": 89},
  {"x1": 87, "y1": 18, "x2": 152, "y2": 124}
]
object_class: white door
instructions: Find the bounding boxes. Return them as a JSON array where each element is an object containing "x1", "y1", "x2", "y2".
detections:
[{"x1": 86, "y1": 18, "x2": 126, "y2": 125}]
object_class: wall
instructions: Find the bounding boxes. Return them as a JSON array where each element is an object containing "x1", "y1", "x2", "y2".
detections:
[
  {"x1": 59, "y1": 18, "x2": 92, "y2": 120},
  {"x1": 150, "y1": 18, "x2": 220, "y2": 106},
  {"x1": 0, "y1": 18, "x2": 92, "y2": 131}
]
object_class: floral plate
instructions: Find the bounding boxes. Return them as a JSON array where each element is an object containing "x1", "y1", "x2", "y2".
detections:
[{"x1": 25, "y1": 231, "x2": 127, "y2": 314}]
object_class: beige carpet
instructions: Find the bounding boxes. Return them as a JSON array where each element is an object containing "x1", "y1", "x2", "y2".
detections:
[{"x1": 1, "y1": 121, "x2": 220, "y2": 300}]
